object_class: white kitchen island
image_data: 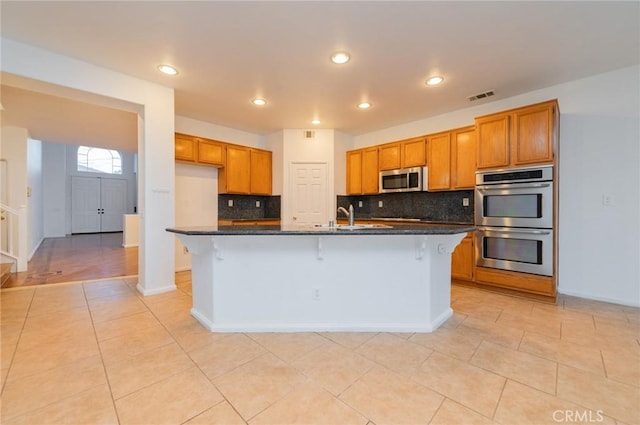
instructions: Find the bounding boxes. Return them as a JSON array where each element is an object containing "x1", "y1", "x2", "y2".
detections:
[{"x1": 167, "y1": 224, "x2": 474, "y2": 333}]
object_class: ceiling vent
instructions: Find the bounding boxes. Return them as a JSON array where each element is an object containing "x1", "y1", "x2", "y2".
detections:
[
  {"x1": 303, "y1": 130, "x2": 315, "y2": 139},
  {"x1": 468, "y1": 90, "x2": 495, "y2": 102}
]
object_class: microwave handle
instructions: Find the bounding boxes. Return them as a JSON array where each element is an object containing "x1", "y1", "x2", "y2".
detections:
[
  {"x1": 476, "y1": 183, "x2": 551, "y2": 190},
  {"x1": 477, "y1": 227, "x2": 551, "y2": 235}
]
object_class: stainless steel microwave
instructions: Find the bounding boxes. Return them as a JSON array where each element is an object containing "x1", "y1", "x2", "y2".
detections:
[{"x1": 379, "y1": 166, "x2": 427, "y2": 193}]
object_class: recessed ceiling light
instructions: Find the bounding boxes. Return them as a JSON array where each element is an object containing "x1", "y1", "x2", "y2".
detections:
[
  {"x1": 331, "y1": 51, "x2": 350, "y2": 64},
  {"x1": 358, "y1": 102, "x2": 372, "y2": 109},
  {"x1": 252, "y1": 98, "x2": 267, "y2": 106},
  {"x1": 158, "y1": 64, "x2": 178, "y2": 75},
  {"x1": 311, "y1": 119, "x2": 321, "y2": 125},
  {"x1": 425, "y1": 76, "x2": 444, "y2": 86}
]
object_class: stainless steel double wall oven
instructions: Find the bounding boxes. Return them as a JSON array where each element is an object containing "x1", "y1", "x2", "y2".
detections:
[{"x1": 474, "y1": 165, "x2": 554, "y2": 276}]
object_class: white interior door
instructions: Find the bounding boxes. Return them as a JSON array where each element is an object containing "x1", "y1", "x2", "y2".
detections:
[
  {"x1": 71, "y1": 176, "x2": 101, "y2": 233},
  {"x1": 71, "y1": 176, "x2": 126, "y2": 233},
  {"x1": 100, "y1": 178, "x2": 127, "y2": 232},
  {"x1": 289, "y1": 162, "x2": 328, "y2": 226}
]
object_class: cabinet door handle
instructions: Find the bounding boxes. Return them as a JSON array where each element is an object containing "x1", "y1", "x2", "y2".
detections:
[{"x1": 476, "y1": 183, "x2": 550, "y2": 190}]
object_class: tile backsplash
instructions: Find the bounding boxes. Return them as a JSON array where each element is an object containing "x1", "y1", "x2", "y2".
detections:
[
  {"x1": 338, "y1": 190, "x2": 474, "y2": 223},
  {"x1": 219, "y1": 191, "x2": 473, "y2": 223},
  {"x1": 218, "y1": 195, "x2": 281, "y2": 220}
]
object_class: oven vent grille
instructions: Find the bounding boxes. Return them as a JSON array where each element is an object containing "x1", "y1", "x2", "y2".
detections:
[
  {"x1": 468, "y1": 90, "x2": 495, "y2": 102},
  {"x1": 303, "y1": 130, "x2": 315, "y2": 139}
]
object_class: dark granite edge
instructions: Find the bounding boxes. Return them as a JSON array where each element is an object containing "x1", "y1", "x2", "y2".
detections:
[
  {"x1": 218, "y1": 218, "x2": 281, "y2": 222},
  {"x1": 167, "y1": 224, "x2": 476, "y2": 236},
  {"x1": 354, "y1": 217, "x2": 473, "y2": 225}
]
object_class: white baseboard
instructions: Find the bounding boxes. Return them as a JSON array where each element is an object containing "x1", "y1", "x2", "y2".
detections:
[
  {"x1": 136, "y1": 283, "x2": 177, "y2": 296},
  {"x1": 558, "y1": 288, "x2": 640, "y2": 307},
  {"x1": 28, "y1": 237, "x2": 44, "y2": 261}
]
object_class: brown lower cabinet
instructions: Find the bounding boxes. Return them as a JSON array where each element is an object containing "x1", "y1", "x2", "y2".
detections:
[
  {"x1": 473, "y1": 266, "x2": 556, "y2": 298},
  {"x1": 451, "y1": 233, "x2": 474, "y2": 281}
]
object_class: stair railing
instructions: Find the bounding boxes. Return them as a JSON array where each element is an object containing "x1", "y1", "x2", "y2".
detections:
[{"x1": 0, "y1": 203, "x2": 27, "y2": 272}]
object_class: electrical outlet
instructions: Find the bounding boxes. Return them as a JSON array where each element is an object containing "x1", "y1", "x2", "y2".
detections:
[
  {"x1": 256, "y1": 200, "x2": 261, "y2": 208},
  {"x1": 312, "y1": 287, "x2": 320, "y2": 300},
  {"x1": 378, "y1": 200, "x2": 383, "y2": 208},
  {"x1": 228, "y1": 199, "x2": 234, "y2": 207},
  {"x1": 462, "y1": 197, "x2": 470, "y2": 207},
  {"x1": 358, "y1": 200, "x2": 363, "y2": 208},
  {"x1": 602, "y1": 194, "x2": 613, "y2": 206}
]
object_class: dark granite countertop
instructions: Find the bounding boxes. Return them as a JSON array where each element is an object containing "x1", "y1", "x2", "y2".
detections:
[
  {"x1": 355, "y1": 217, "x2": 473, "y2": 225},
  {"x1": 218, "y1": 217, "x2": 281, "y2": 222},
  {"x1": 167, "y1": 223, "x2": 475, "y2": 236}
]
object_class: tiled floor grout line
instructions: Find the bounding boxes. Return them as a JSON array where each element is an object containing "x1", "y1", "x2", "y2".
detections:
[
  {"x1": 0, "y1": 289, "x2": 35, "y2": 397},
  {"x1": 490, "y1": 377, "x2": 509, "y2": 422},
  {"x1": 82, "y1": 280, "x2": 123, "y2": 425},
  {"x1": 135, "y1": 287, "x2": 252, "y2": 424},
  {"x1": 2, "y1": 279, "x2": 638, "y2": 424}
]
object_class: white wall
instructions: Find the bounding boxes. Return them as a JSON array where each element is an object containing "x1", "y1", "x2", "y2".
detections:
[
  {"x1": 27, "y1": 138, "x2": 43, "y2": 258},
  {"x1": 175, "y1": 116, "x2": 265, "y2": 149},
  {"x1": 1, "y1": 127, "x2": 28, "y2": 210},
  {"x1": 174, "y1": 163, "x2": 218, "y2": 271},
  {"x1": 354, "y1": 65, "x2": 640, "y2": 306},
  {"x1": 265, "y1": 130, "x2": 284, "y2": 196},
  {"x1": 42, "y1": 142, "x2": 66, "y2": 237},
  {"x1": 333, "y1": 130, "x2": 352, "y2": 196},
  {"x1": 3, "y1": 37, "x2": 176, "y2": 296}
]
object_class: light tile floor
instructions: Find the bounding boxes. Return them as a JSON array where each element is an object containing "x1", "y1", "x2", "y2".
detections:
[{"x1": 1, "y1": 273, "x2": 638, "y2": 425}]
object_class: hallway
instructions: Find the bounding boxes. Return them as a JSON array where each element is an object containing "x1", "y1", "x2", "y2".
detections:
[{"x1": 2, "y1": 233, "x2": 137, "y2": 288}]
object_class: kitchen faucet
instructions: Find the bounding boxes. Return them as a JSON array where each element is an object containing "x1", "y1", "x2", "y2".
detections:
[{"x1": 337, "y1": 204, "x2": 355, "y2": 226}]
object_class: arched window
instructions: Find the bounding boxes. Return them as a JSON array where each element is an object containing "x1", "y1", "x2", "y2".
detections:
[{"x1": 77, "y1": 146, "x2": 122, "y2": 175}]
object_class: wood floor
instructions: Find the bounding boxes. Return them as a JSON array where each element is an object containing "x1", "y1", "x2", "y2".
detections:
[{"x1": 2, "y1": 232, "x2": 137, "y2": 288}]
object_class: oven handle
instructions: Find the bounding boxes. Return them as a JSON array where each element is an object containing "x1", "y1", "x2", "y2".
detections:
[
  {"x1": 477, "y1": 227, "x2": 551, "y2": 235},
  {"x1": 476, "y1": 183, "x2": 551, "y2": 190}
]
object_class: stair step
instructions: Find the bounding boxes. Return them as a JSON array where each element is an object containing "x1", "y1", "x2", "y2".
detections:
[{"x1": 1, "y1": 262, "x2": 14, "y2": 287}]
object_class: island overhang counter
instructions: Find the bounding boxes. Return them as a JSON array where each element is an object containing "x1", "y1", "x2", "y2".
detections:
[{"x1": 167, "y1": 224, "x2": 475, "y2": 333}]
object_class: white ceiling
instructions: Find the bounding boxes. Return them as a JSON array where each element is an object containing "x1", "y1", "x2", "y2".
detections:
[{"x1": 1, "y1": 1, "x2": 638, "y2": 151}]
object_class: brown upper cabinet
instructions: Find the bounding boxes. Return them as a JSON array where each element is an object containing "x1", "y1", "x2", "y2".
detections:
[
  {"x1": 219, "y1": 145, "x2": 272, "y2": 195},
  {"x1": 378, "y1": 143, "x2": 401, "y2": 170},
  {"x1": 401, "y1": 137, "x2": 427, "y2": 168},
  {"x1": 176, "y1": 133, "x2": 272, "y2": 195},
  {"x1": 346, "y1": 147, "x2": 378, "y2": 195},
  {"x1": 427, "y1": 126, "x2": 476, "y2": 191},
  {"x1": 175, "y1": 133, "x2": 225, "y2": 166},
  {"x1": 249, "y1": 148, "x2": 272, "y2": 195},
  {"x1": 197, "y1": 139, "x2": 225, "y2": 166},
  {"x1": 378, "y1": 137, "x2": 426, "y2": 170},
  {"x1": 427, "y1": 132, "x2": 451, "y2": 190},
  {"x1": 475, "y1": 100, "x2": 558, "y2": 170},
  {"x1": 175, "y1": 133, "x2": 198, "y2": 162},
  {"x1": 451, "y1": 126, "x2": 476, "y2": 189},
  {"x1": 346, "y1": 150, "x2": 363, "y2": 195}
]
